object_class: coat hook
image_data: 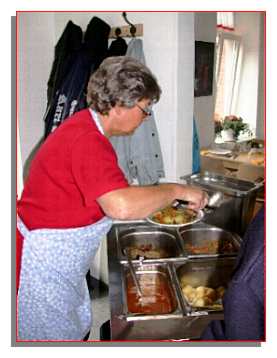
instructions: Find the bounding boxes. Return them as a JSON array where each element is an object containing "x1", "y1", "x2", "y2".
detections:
[
  {"x1": 130, "y1": 25, "x2": 136, "y2": 37},
  {"x1": 122, "y1": 12, "x2": 136, "y2": 36},
  {"x1": 115, "y1": 27, "x2": 121, "y2": 37}
]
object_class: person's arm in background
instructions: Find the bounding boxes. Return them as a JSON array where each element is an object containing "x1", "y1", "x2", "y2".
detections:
[
  {"x1": 201, "y1": 207, "x2": 264, "y2": 340},
  {"x1": 201, "y1": 277, "x2": 264, "y2": 340},
  {"x1": 97, "y1": 183, "x2": 207, "y2": 220}
]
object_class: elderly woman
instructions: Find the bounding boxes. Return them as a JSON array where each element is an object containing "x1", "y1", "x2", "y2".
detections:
[{"x1": 17, "y1": 56, "x2": 208, "y2": 341}]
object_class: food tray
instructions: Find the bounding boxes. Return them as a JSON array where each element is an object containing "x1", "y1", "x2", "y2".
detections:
[
  {"x1": 121, "y1": 263, "x2": 184, "y2": 321},
  {"x1": 173, "y1": 258, "x2": 236, "y2": 314},
  {"x1": 178, "y1": 225, "x2": 241, "y2": 258},
  {"x1": 181, "y1": 172, "x2": 263, "y2": 197},
  {"x1": 116, "y1": 225, "x2": 184, "y2": 262}
]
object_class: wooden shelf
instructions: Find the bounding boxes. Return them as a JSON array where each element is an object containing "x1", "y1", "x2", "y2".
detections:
[{"x1": 109, "y1": 24, "x2": 143, "y2": 38}]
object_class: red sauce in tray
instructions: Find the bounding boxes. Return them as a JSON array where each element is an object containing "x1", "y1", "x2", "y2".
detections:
[{"x1": 126, "y1": 273, "x2": 176, "y2": 314}]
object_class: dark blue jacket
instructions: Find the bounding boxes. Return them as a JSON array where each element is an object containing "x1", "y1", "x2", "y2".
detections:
[
  {"x1": 46, "y1": 20, "x2": 83, "y2": 107},
  {"x1": 201, "y1": 207, "x2": 265, "y2": 340},
  {"x1": 44, "y1": 17, "x2": 111, "y2": 138}
]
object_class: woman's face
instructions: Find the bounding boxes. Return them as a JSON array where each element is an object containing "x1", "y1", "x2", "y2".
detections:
[{"x1": 108, "y1": 99, "x2": 152, "y2": 136}]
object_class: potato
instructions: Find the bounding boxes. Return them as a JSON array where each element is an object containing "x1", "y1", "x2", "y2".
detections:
[
  {"x1": 195, "y1": 286, "x2": 207, "y2": 298},
  {"x1": 163, "y1": 215, "x2": 173, "y2": 224},
  {"x1": 186, "y1": 290, "x2": 196, "y2": 303},
  {"x1": 182, "y1": 285, "x2": 196, "y2": 303},
  {"x1": 205, "y1": 287, "x2": 217, "y2": 301},
  {"x1": 174, "y1": 214, "x2": 184, "y2": 224},
  {"x1": 193, "y1": 297, "x2": 213, "y2": 307},
  {"x1": 193, "y1": 298, "x2": 206, "y2": 307}
]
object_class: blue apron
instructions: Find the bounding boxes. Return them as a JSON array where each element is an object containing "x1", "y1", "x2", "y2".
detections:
[{"x1": 17, "y1": 216, "x2": 112, "y2": 341}]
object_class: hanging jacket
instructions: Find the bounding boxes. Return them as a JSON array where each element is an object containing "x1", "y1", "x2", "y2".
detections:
[
  {"x1": 46, "y1": 20, "x2": 83, "y2": 107},
  {"x1": 107, "y1": 36, "x2": 128, "y2": 57},
  {"x1": 44, "y1": 17, "x2": 111, "y2": 138},
  {"x1": 110, "y1": 38, "x2": 165, "y2": 184}
]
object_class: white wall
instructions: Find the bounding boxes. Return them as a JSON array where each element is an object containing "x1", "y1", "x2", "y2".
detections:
[
  {"x1": 18, "y1": 13, "x2": 55, "y2": 166},
  {"x1": 256, "y1": 13, "x2": 265, "y2": 139},
  {"x1": 194, "y1": 12, "x2": 217, "y2": 148},
  {"x1": 18, "y1": 12, "x2": 195, "y2": 182},
  {"x1": 176, "y1": 13, "x2": 194, "y2": 179}
]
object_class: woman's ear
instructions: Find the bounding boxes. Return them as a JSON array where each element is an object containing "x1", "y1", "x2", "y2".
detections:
[{"x1": 113, "y1": 104, "x2": 123, "y2": 116}]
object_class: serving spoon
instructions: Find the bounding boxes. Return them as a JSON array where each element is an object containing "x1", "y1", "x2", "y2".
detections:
[{"x1": 173, "y1": 191, "x2": 224, "y2": 211}]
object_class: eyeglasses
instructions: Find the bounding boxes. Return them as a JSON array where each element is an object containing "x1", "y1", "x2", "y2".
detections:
[{"x1": 136, "y1": 103, "x2": 152, "y2": 117}]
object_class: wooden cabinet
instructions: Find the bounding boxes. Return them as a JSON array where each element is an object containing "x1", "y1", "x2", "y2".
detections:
[
  {"x1": 200, "y1": 149, "x2": 265, "y2": 219},
  {"x1": 200, "y1": 149, "x2": 264, "y2": 182}
]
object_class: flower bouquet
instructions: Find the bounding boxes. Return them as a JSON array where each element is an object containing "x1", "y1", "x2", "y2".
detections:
[{"x1": 217, "y1": 115, "x2": 252, "y2": 140}]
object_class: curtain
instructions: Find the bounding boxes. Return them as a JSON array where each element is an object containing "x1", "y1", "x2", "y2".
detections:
[
  {"x1": 217, "y1": 12, "x2": 235, "y2": 31},
  {"x1": 215, "y1": 33, "x2": 242, "y2": 119}
]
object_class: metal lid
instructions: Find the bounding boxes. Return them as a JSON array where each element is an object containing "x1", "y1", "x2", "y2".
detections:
[{"x1": 180, "y1": 171, "x2": 264, "y2": 197}]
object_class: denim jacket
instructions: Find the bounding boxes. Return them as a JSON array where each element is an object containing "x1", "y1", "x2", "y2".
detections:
[{"x1": 110, "y1": 38, "x2": 165, "y2": 185}]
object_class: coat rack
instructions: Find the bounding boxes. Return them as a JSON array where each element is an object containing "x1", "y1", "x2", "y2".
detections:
[{"x1": 109, "y1": 12, "x2": 143, "y2": 39}]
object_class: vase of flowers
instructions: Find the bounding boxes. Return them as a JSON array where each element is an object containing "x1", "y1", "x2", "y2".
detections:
[
  {"x1": 217, "y1": 115, "x2": 252, "y2": 141},
  {"x1": 221, "y1": 128, "x2": 235, "y2": 141}
]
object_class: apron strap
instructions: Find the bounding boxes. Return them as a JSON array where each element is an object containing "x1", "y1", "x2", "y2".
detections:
[{"x1": 17, "y1": 216, "x2": 30, "y2": 237}]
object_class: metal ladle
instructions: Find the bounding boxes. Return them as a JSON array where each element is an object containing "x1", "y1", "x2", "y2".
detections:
[
  {"x1": 173, "y1": 191, "x2": 224, "y2": 211},
  {"x1": 123, "y1": 249, "x2": 143, "y2": 298}
]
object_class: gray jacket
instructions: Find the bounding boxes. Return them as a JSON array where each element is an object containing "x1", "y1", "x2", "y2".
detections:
[{"x1": 110, "y1": 38, "x2": 165, "y2": 185}]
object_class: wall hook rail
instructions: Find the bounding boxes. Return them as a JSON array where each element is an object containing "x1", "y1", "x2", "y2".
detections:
[{"x1": 109, "y1": 13, "x2": 143, "y2": 39}]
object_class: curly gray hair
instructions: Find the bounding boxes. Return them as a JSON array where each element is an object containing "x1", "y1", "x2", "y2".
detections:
[{"x1": 86, "y1": 56, "x2": 161, "y2": 114}]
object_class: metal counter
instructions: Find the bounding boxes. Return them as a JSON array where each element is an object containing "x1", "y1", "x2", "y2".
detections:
[
  {"x1": 107, "y1": 222, "x2": 239, "y2": 340},
  {"x1": 180, "y1": 172, "x2": 264, "y2": 235}
]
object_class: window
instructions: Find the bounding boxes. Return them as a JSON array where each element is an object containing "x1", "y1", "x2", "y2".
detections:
[{"x1": 214, "y1": 32, "x2": 242, "y2": 122}]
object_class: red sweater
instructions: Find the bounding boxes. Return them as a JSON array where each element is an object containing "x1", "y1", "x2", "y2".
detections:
[{"x1": 17, "y1": 109, "x2": 128, "y2": 290}]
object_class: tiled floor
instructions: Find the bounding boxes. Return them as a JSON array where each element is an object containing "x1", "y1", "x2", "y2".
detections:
[{"x1": 88, "y1": 284, "x2": 110, "y2": 340}]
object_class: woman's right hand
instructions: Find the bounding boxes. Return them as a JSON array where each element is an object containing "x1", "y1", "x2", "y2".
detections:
[{"x1": 178, "y1": 185, "x2": 208, "y2": 211}]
